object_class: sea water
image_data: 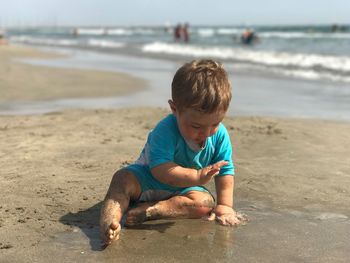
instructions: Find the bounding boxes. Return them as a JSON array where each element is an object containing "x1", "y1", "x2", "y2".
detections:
[
  {"x1": 3, "y1": 25, "x2": 350, "y2": 120},
  {"x1": 6, "y1": 24, "x2": 350, "y2": 83}
]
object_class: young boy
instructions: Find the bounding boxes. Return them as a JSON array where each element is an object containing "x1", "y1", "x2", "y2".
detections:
[{"x1": 100, "y1": 59, "x2": 245, "y2": 246}]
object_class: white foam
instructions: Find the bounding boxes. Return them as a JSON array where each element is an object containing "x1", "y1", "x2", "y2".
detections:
[
  {"x1": 105, "y1": 28, "x2": 133, "y2": 36},
  {"x1": 260, "y1": 31, "x2": 350, "y2": 39},
  {"x1": 134, "y1": 28, "x2": 157, "y2": 35},
  {"x1": 197, "y1": 28, "x2": 215, "y2": 37},
  {"x1": 75, "y1": 28, "x2": 106, "y2": 35},
  {"x1": 87, "y1": 39, "x2": 124, "y2": 48},
  {"x1": 142, "y1": 42, "x2": 350, "y2": 74},
  {"x1": 10, "y1": 36, "x2": 78, "y2": 46},
  {"x1": 216, "y1": 28, "x2": 241, "y2": 35}
]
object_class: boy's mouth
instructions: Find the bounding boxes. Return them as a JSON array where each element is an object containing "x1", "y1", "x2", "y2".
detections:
[{"x1": 196, "y1": 140, "x2": 205, "y2": 148}]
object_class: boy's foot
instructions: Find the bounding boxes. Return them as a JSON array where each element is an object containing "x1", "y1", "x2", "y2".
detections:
[
  {"x1": 100, "y1": 220, "x2": 121, "y2": 246},
  {"x1": 100, "y1": 202, "x2": 122, "y2": 245},
  {"x1": 125, "y1": 202, "x2": 156, "y2": 225}
]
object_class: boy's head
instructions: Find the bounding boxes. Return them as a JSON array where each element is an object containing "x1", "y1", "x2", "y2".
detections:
[
  {"x1": 169, "y1": 59, "x2": 232, "y2": 146},
  {"x1": 170, "y1": 59, "x2": 231, "y2": 114}
]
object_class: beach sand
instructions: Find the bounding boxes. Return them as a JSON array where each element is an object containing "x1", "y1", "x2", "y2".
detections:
[
  {"x1": 0, "y1": 45, "x2": 146, "y2": 102},
  {"x1": 1, "y1": 46, "x2": 350, "y2": 262}
]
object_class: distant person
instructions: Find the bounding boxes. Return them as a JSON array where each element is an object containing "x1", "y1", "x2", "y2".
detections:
[
  {"x1": 100, "y1": 59, "x2": 247, "y2": 246},
  {"x1": 72, "y1": 27, "x2": 79, "y2": 37},
  {"x1": 174, "y1": 23, "x2": 190, "y2": 43},
  {"x1": 241, "y1": 28, "x2": 259, "y2": 45},
  {"x1": 0, "y1": 29, "x2": 8, "y2": 45},
  {"x1": 174, "y1": 24, "x2": 182, "y2": 42},
  {"x1": 182, "y1": 23, "x2": 190, "y2": 42},
  {"x1": 331, "y1": 24, "x2": 339, "y2": 33}
]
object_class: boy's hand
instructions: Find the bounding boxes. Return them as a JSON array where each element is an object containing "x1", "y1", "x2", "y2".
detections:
[
  {"x1": 198, "y1": 160, "x2": 228, "y2": 185},
  {"x1": 206, "y1": 205, "x2": 248, "y2": 226}
]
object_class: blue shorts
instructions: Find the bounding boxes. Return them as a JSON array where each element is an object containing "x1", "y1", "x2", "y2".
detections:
[{"x1": 125, "y1": 164, "x2": 212, "y2": 202}]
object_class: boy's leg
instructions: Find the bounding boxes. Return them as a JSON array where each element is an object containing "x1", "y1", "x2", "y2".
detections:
[
  {"x1": 125, "y1": 190, "x2": 214, "y2": 225},
  {"x1": 100, "y1": 169, "x2": 141, "y2": 245}
]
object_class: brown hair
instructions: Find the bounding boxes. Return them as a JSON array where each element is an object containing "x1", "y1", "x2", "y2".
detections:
[{"x1": 171, "y1": 59, "x2": 232, "y2": 113}]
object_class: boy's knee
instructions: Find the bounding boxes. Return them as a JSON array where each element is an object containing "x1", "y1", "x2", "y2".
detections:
[
  {"x1": 193, "y1": 205, "x2": 213, "y2": 217},
  {"x1": 112, "y1": 169, "x2": 130, "y2": 184},
  {"x1": 111, "y1": 169, "x2": 141, "y2": 198},
  {"x1": 186, "y1": 192, "x2": 215, "y2": 217}
]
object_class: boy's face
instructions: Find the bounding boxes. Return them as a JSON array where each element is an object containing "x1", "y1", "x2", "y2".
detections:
[{"x1": 169, "y1": 100, "x2": 226, "y2": 147}]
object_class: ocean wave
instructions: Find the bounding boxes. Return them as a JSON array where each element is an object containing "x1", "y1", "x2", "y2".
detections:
[
  {"x1": 105, "y1": 28, "x2": 133, "y2": 36},
  {"x1": 10, "y1": 36, "x2": 79, "y2": 46},
  {"x1": 259, "y1": 31, "x2": 350, "y2": 39},
  {"x1": 216, "y1": 28, "x2": 241, "y2": 35},
  {"x1": 196, "y1": 28, "x2": 241, "y2": 36},
  {"x1": 230, "y1": 63, "x2": 350, "y2": 83},
  {"x1": 197, "y1": 28, "x2": 215, "y2": 37},
  {"x1": 75, "y1": 28, "x2": 106, "y2": 35},
  {"x1": 75, "y1": 27, "x2": 161, "y2": 36},
  {"x1": 87, "y1": 39, "x2": 125, "y2": 48},
  {"x1": 10, "y1": 35, "x2": 125, "y2": 50},
  {"x1": 142, "y1": 42, "x2": 350, "y2": 82},
  {"x1": 142, "y1": 42, "x2": 350, "y2": 72}
]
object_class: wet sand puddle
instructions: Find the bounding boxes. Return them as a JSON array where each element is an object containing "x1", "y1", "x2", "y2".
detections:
[{"x1": 37, "y1": 202, "x2": 350, "y2": 263}]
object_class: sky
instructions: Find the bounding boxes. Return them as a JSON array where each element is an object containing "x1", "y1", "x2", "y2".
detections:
[{"x1": 0, "y1": 0, "x2": 349, "y2": 27}]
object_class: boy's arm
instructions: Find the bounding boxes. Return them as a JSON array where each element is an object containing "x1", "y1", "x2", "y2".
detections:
[
  {"x1": 210, "y1": 175, "x2": 246, "y2": 226},
  {"x1": 215, "y1": 175, "x2": 234, "y2": 209},
  {"x1": 151, "y1": 161, "x2": 228, "y2": 187}
]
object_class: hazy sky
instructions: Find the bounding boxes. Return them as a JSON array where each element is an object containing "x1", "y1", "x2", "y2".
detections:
[{"x1": 0, "y1": 0, "x2": 349, "y2": 27}]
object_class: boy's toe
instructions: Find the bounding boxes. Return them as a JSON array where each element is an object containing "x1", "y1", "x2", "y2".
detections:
[{"x1": 110, "y1": 221, "x2": 120, "y2": 230}]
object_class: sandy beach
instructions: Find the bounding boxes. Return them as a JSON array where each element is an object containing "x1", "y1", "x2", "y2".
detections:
[
  {"x1": 0, "y1": 45, "x2": 146, "y2": 102},
  {"x1": 1, "y1": 45, "x2": 350, "y2": 262}
]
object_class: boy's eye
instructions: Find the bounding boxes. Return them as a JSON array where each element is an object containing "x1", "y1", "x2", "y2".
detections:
[{"x1": 191, "y1": 126, "x2": 200, "y2": 129}]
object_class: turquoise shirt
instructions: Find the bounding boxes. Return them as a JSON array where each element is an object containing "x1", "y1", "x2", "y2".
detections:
[{"x1": 135, "y1": 114, "x2": 235, "y2": 176}]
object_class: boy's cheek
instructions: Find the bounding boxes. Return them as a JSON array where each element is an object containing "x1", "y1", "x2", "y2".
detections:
[{"x1": 183, "y1": 127, "x2": 195, "y2": 137}]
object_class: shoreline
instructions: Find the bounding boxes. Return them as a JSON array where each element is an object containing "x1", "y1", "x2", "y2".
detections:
[
  {"x1": 21, "y1": 42, "x2": 350, "y2": 86},
  {"x1": 3, "y1": 44, "x2": 350, "y2": 122},
  {"x1": 0, "y1": 45, "x2": 147, "y2": 103}
]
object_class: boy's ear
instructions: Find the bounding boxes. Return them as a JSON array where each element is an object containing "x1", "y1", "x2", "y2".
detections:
[{"x1": 168, "y1": 100, "x2": 177, "y2": 114}]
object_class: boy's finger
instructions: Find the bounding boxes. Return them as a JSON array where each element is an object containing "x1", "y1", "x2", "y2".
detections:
[
  {"x1": 208, "y1": 170, "x2": 219, "y2": 177},
  {"x1": 213, "y1": 160, "x2": 229, "y2": 169}
]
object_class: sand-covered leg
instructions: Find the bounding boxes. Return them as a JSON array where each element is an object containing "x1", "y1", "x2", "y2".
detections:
[
  {"x1": 125, "y1": 191, "x2": 214, "y2": 225},
  {"x1": 100, "y1": 200, "x2": 123, "y2": 245},
  {"x1": 100, "y1": 169, "x2": 141, "y2": 245},
  {"x1": 125, "y1": 202, "x2": 157, "y2": 225}
]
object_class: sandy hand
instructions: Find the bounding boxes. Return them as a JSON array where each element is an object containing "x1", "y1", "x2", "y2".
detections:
[
  {"x1": 215, "y1": 211, "x2": 248, "y2": 226},
  {"x1": 205, "y1": 206, "x2": 248, "y2": 226}
]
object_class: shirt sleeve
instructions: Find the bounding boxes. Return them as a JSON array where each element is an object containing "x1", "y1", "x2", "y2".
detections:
[
  {"x1": 147, "y1": 117, "x2": 177, "y2": 169},
  {"x1": 211, "y1": 124, "x2": 235, "y2": 176}
]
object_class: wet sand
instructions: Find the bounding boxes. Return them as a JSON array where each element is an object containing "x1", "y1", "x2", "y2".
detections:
[{"x1": 0, "y1": 45, "x2": 350, "y2": 262}]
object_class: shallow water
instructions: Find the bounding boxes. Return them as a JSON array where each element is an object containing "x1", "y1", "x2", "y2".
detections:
[{"x1": 32, "y1": 202, "x2": 350, "y2": 263}]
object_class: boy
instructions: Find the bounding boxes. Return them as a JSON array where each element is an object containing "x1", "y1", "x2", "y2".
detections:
[{"x1": 100, "y1": 59, "x2": 245, "y2": 246}]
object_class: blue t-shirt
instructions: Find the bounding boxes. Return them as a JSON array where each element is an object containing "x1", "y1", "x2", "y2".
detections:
[{"x1": 135, "y1": 114, "x2": 235, "y2": 176}]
